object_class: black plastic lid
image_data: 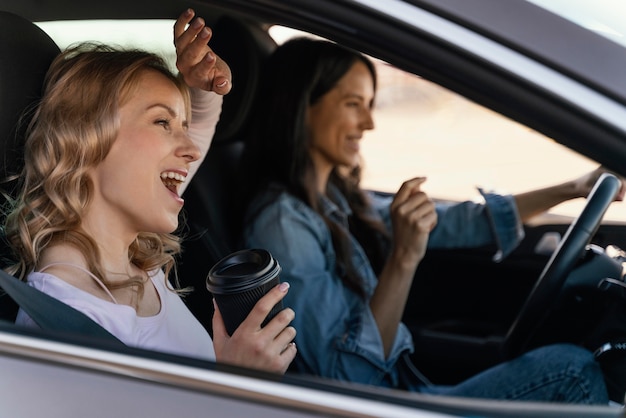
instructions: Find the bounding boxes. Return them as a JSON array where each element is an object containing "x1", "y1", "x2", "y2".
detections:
[{"x1": 206, "y1": 249, "x2": 281, "y2": 294}]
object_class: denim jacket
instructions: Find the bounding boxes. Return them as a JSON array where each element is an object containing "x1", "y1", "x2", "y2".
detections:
[{"x1": 243, "y1": 184, "x2": 523, "y2": 387}]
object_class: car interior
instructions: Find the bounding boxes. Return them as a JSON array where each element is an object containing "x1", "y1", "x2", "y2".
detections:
[
  {"x1": 156, "y1": 12, "x2": 626, "y2": 396},
  {"x1": 175, "y1": 15, "x2": 276, "y2": 331},
  {"x1": 3, "y1": 4, "x2": 626, "y2": 408}
]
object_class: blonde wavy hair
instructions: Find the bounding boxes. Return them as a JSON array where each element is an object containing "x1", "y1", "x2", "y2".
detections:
[{"x1": 4, "y1": 42, "x2": 191, "y2": 293}]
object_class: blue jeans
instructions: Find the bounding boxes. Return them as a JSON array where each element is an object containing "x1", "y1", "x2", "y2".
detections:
[{"x1": 420, "y1": 343, "x2": 609, "y2": 404}]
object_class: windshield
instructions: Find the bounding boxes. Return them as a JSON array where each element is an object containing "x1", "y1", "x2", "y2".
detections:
[{"x1": 526, "y1": 0, "x2": 626, "y2": 47}]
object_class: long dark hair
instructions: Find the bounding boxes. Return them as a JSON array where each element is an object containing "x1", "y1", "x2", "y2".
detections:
[{"x1": 242, "y1": 37, "x2": 390, "y2": 298}]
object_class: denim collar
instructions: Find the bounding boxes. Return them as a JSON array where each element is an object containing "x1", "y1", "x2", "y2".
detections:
[{"x1": 320, "y1": 183, "x2": 352, "y2": 222}]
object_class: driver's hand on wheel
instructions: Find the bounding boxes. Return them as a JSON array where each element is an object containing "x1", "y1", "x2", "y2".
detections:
[{"x1": 574, "y1": 166, "x2": 626, "y2": 201}]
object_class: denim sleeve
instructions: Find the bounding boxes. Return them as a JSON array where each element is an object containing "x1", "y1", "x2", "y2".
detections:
[
  {"x1": 244, "y1": 194, "x2": 412, "y2": 386},
  {"x1": 369, "y1": 189, "x2": 524, "y2": 262},
  {"x1": 477, "y1": 188, "x2": 525, "y2": 262}
]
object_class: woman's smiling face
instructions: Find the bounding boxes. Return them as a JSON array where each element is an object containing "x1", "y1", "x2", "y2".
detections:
[
  {"x1": 87, "y1": 69, "x2": 201, "y2": 237},
  {"x1": 307, "y1": 60, "x2": 375, "y2": 181}
]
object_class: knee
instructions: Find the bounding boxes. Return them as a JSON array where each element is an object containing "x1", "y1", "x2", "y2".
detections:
[
  {"x1": 526, "y1": 343, "x2": 595, "y2": 366},
  {"x1": 526, "y1": 343, "x2": 608, "y2": 404},
  {"x1": 524, "y1": 343, "x2": 604, "y2": 383}
]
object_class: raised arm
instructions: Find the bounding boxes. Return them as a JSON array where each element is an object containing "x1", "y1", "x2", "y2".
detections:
[{"x1": 173, "y1": 8, "x2": 231, "y2": 191}]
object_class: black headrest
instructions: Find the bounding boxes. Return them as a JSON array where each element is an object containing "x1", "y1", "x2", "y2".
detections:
[
  {"x1": 209, "y1": 16, "x2": 274, "y2": 145},
  {"x1": 0, "y1": 11, "x2": 60, "y2": 194}
]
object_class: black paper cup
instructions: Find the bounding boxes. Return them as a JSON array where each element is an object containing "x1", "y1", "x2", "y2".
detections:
[{"x1": 207, "y1": 249, "x2": 283, "y2": 336}]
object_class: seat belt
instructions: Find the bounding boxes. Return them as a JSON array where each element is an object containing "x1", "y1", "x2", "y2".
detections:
[{"x1": 0, "y1": 268, "x2": 125, "y2": 345}]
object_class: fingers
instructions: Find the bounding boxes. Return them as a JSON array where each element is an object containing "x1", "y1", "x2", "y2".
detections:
[
  {"x1": 392, "y1": 177, "x2": 437, "y2": 232},
  {"x1": 260, "y1": 308, "x2": 297, "y2": 373},
  {"x1": 194, "y1": 54, "x2": 232, "y2": 95},
  {"x1": 174, "y1": 9, "x2": 209, "y2": 59},
  {"x1": 210, "y1": 56, "x2": 232, "y2": 95},
  {"x1": 173, "y1": 8, "x2": 232, "y2": 94},
  {"x1": 615, "y1": 185, "x2": 625, "y2": 202},
  {"x1": 214, "y1": 283, "x2": 297, "y2": 374},
  {"x1": 422, "y1": 209, "x2": 438, "y2": 231},
  {"x1": 602, "y1": 166, "x2": 626, "y2": 202},
  {"x1": 277, "y1": 341, "x2": 298, "y2": 373},
  {"x1": 264, "y1": 308, "x2": 297, "y2": 347},
  {"x1": 265, "y1": 317, "x2": 297, "y2": 374},
  {"x1": 594, "y1": 166, "x2": 626, "y2": 202},
  {"x1": 173, "y1": 8, "x2": 195, "y2": 45},
  {"x1": 243, "y1": 282, "x2": 296, "y2": 362},
  {"x1": 240, "y1": 282, "x2": 291, "y2": 332},
  {"x1": 393, "y1": 177, "x2": 426, "y2": 204}
]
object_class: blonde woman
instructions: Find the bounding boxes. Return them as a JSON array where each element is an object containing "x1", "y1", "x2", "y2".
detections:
[{"x1": 6, "y1": 10, "x2": 296, "y2": 374}]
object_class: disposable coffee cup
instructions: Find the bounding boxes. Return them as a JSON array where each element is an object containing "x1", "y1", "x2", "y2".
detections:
[{"x1": 206, "y1": 248, "x2": 283, "y2": 336}]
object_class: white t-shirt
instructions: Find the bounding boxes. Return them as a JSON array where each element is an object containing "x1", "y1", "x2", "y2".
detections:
[{"x1": 15, "y1": 268, "x2": 216, "y2": 361}]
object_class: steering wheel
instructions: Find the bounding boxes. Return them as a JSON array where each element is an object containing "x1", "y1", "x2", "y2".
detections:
[{"x1": 502, "y1": 173, "x2": 621, "y2": 359}]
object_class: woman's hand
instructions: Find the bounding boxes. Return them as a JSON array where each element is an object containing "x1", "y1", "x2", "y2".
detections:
[
  {"x1": 573, "y1": 165, "x2": 626, "y2": 201},
  {"x1": 370, "y1": 177, "x2": 437, "y2": 355},
  {"x1": 212, "y1": 282, "x2": 297, "y2": 374},
  {"x1": 389, "y1": 177, "x2": 437, "y2": 266},
  {"x1": 173, "y1": 8, "x2": 232, "y2": 95}
]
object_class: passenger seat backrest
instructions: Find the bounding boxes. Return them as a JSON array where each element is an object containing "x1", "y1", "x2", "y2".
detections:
[
  {"x1": 177, "y1": 16, "x2": 275, "y2": 332},
  {"x1": 0, "y1": 11, "x2": 60, "y2": 320},
  {"x1": 0, "y1": 11, "x2": 60, "y2": 199}
]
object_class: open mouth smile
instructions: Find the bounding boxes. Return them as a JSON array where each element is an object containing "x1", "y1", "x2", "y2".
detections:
[{"x1": 160, "y1": 171, "x2": 186, "y2": 196}]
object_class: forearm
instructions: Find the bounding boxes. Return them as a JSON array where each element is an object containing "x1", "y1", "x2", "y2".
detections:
[
  {"x1": 181, "y1": 88, "x2": 223, "y2": 193},
  {"x1": 370, "y1": 248, "x2": 419, "y2": 357},
  {"x1": 371, "y1": 178, "x2": 435, "y2": 356},
  {"x1": 513, "y1": 181, "x2": 579, "y2": 222}
]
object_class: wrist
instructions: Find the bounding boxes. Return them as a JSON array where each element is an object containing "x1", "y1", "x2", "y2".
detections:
[{"x1": 388, "y1": 246, "x2": 423, "y2": 272}]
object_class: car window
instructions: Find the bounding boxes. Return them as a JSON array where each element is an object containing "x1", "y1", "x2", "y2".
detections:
[
  {"x1": 271, "y1": 25, "x2": 626, "y2": 223},
  {"x1": 36, "y1": 19, "x2": 177, "y2": 69},
  {"x1": 35, "y1": 19, "x2": 626, "y2": 223}
]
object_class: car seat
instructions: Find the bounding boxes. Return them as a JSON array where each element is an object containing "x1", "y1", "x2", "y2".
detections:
[
  {"x1": 0, "y1": 11, "x2": 60, "y2": 200},
  {"x1": 0, "y1": 11, "x2": 61, "y2": 320},
  {"x1": 176, "y1": 16, "x2": 276, "y2": 332}
]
